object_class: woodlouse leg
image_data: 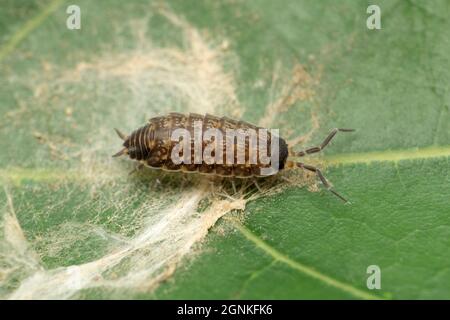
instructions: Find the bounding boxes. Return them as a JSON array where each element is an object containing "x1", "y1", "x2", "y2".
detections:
[
  {"x1": 230, "y1": 179, "x2": 237, "y2": 194},
  {"x1": 252, "y1": 178, "x2": 262, "y2": 192},
  {"x1": 296, "y1": 162, "x2": 349, "y2": 203},
  {"x1": 240, "y1": 179, "x2": 255, "y2": 194},
  {"x1": 128, "y1": 163, "x2": 144, "y2": 175},
  {"x1": 293, "y1": 128, "x2": 354, "y2": 157},
  {"x1": 217, "y1": 181, "x2": 239, "y2": 201}
]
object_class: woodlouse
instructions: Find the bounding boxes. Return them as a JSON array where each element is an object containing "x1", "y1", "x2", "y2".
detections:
[{"x1": 113, "y1": 112, "x2": 354, "y2": 202}]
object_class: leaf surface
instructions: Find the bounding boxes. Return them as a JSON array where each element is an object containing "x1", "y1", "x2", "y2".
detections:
[{"x1": 1, "y1": 0, "x2": 449, "y2": 299}]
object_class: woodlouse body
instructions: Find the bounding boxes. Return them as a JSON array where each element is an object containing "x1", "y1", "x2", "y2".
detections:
[
  {"x1": 113, "y1": 112, "x2": 354, "y2": 202},
  {"x1": 114, "y1": 112, "x2": 289, "y2": 178}
]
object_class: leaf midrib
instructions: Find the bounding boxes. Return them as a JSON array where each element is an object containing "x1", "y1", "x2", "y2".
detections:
[
  {"x1": 2, "y1": 145, "x2": 449, "y2": 184},
  {"x1": 323, "y1": 145, "x2": 450, "y2": 165}
]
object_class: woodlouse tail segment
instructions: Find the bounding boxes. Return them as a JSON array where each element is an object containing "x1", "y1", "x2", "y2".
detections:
[
  {"x1": 114, "y1": 128, "x2": 128, "y2": 140},
  {"x1": 112, "y1": 148, "x2": 128, "y2": 157},
  {"x1": 291, "y1": 128, "x2": 355, "y2": 157},
  {"x1": 112, "y1": 128, "x2": 130, "y2": 157}
]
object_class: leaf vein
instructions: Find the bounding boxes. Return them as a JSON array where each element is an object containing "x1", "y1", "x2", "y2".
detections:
[
  {"x1": 0, "y1": 0, "x2": 62, "y2": 63},
  {"x1": 324, "y1": 145, "x2": 450, "y2": 166},
  {"x1": 232, "y1": 221, "x2": 382, "y2": 300}
]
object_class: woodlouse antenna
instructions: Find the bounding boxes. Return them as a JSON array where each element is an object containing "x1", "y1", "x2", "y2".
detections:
[
  {"x1": 292, "y1": 128, "x2": 355, "y2": 157},
  {"x1": 287, "y1": 128, "x2": 355, "y2": 203},
  {"x1": 114, "y1": 128, "x2": 128, "y2": 141},
  {"x1": 296, "y1": 162, "x2": 349, "y2": 203}
]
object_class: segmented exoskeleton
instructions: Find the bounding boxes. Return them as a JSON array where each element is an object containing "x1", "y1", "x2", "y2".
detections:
[{"x1": 113, "y1": 112, "x2": 354, "y2": 202}]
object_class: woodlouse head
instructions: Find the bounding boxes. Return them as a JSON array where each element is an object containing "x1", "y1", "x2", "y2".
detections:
[{"x1": 278, "y1": 137, "x2": 289, "y2": 170}]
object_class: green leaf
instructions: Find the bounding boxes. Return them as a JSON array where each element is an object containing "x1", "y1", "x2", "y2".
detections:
[{"x1": 1, "y1": 0, "x2": 449, "y2": 299}]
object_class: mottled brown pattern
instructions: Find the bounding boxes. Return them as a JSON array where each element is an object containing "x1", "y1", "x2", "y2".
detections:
[{"x1": 119, "y1": 112, "x2": 289, "y2": 178}]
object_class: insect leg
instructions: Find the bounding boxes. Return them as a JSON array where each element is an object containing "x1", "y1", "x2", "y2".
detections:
[
  {"x1": 293, "y1": 128, "x2": 354, "y2": 157},
  {"x1": 129, "y1": 163, "x2": 144, "y2": 175},
  {"x1": 296, "y1": 162, "x2": 349, "y2": 203},
  {"x1": 252, "y1": 178, "x2": 262, "y2": 192},
  {"x1": 230, "y1": 178, "x2": 237, "y2": 194}
]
